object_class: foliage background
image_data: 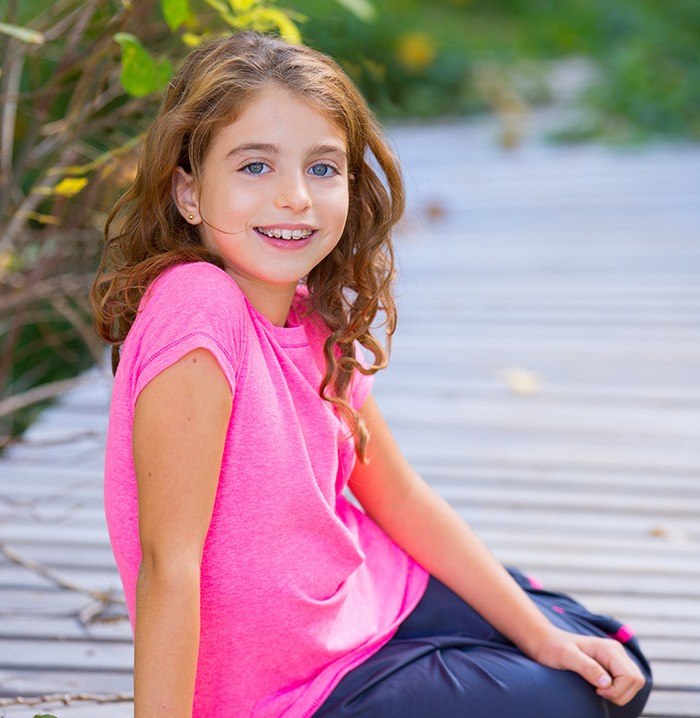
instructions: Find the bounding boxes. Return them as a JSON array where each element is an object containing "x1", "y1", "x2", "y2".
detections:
[{"x1": 1, "y1": 0, "x2": 698, "y2": 454}]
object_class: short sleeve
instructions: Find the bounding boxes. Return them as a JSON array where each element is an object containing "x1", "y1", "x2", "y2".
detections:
[
  {"x1": 128, "y1": 262, "x2": 246, "y2": 408},
  {"x1": 349, "y1": 340, "x2": 375, "y2": 410}
]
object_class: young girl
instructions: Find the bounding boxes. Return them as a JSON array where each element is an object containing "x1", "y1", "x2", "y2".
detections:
[{"x1": 91, "y1": 30, "x2": 652, "y2": 718}]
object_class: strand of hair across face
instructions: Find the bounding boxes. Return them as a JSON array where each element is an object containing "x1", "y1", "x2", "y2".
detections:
[{"x1": 197, "y1": 209, "x2": 247, "y2": 235}]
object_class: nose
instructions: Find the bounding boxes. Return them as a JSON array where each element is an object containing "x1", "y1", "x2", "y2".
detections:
[{"x1": 274, "y1": 171, "x2": 313, "y2": 212}]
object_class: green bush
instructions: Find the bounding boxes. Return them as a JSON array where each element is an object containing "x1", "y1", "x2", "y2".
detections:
[{"x1": 288, "y1": 0, "x2": 700, "y2": 139}]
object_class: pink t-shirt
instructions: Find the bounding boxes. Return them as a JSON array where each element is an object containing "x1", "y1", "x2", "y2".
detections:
[{"x1": 104, "y1": 261, "x2": 429, "y2": 717}]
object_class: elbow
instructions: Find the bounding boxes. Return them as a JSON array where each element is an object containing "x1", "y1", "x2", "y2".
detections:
[{"x1": 138, "y1": 554, "x2": 201, "y2": 587}]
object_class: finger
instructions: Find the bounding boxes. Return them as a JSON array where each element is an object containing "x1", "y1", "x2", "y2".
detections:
[
  {"x1": 598, "y1": 684, "x2": 641, "y2": 707},
  {"x1": 597, "y1": 676, "x2": 637, "y2": 706},
  {"x1": 589, "y1": 643, "x2": 646, "y2": 703},
  {"x1": 597, "y1": 670, "x2": 647, "y2": 706},
  {"x1": 562, "y1": 644, "x2": 613, "y2": 690},
  {"x1": 593, "y1": 640, "x2": 643, "y2": 682}
]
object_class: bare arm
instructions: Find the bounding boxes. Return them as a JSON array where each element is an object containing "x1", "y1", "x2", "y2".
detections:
[
  {"x1": 348, "y1": 395, "x2": 646, "y2": 706},
  {"x1": 347, "y1": 395, "x2": 554, "y2": 655},
  {"x1": 132, "y1": 348, "x2": 233, "y2": 718}
]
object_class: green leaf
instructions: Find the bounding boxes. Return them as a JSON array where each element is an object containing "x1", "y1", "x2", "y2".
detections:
[
  {"x1": 331, "y1": 0, "x2": 376, "y2": 23},
  {"x1": 160, "y1": 0, "x2": 190, "y2": 30},
  {"x1": 114, "y1": 32, "x2": 172, "y2": 97},
  {"x1": 203, "y1": 0, "x2": 240, "y2": 26},
  {"x1": 0, "y1": 21, "x2": 45, "y2": 44},
  {"x1": 203, "y1": 0, "x2": 229, "y2": 14},
  {"x1": 33, "y1": 715, "x2": 59, "y2": 718}
]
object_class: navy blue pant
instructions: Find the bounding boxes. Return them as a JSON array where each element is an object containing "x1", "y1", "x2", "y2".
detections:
[{"x1": 313, "y1": 566, "x2": 653, "y2": 717}]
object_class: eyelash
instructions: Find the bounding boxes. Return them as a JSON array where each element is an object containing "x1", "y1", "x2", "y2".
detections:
[{"x1": 239, "y1": 161, "x2": 340, "y2": 177}]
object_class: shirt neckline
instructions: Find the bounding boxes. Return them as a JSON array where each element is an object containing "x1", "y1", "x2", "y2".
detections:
[
  {"x1": 241, "y1": 287, "x2": 310, "y2": 346},
  {"x1": 203, "y1": 262, "x2": 310, "y2": 346}
]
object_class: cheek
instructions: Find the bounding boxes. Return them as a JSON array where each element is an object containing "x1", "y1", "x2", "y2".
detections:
[
  {"x1": 202, "y1": 178, "x2": 252, "y2": 221},
  {"x1": 328, "y1": 186, "x2": 350, "y2": 218}
]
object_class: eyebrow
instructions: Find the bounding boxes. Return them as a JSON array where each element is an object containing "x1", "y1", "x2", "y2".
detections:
[{"x1": 226, "y1": 142, "x2": 347, "y2": 161}]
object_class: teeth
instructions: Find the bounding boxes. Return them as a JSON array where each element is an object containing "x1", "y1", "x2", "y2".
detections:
[{"x1": 257, "y1": 227, "x2": 314, "y2": 240}]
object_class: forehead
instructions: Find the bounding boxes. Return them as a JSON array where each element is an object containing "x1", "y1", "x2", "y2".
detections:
[{"x1": 213, "y1": 85, "x2": 347, "y2": 154}]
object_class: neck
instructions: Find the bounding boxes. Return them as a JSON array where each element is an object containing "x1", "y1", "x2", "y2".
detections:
[{"x1": 227, "y1": 272, "x2": 297, "y2": 327}]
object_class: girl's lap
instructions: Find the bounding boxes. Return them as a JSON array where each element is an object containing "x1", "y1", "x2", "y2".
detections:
[{"x1": 312, "y1": 566, "x2": 653, "y2": 718}]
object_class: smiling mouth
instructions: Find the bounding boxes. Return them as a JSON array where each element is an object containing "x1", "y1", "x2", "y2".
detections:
[{"x1": 254, "y1": 227, "x2": 317, "y2": 241}]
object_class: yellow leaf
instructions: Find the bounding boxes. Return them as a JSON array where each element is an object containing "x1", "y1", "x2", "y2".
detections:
[
  {"x1": 501, "y1": 367, "x2": 542, "y2": 396},
  {"x1": 54, "y1": 176, "x2": 89, "y2": 197},
  {"x1": 181, "y1": 32, "x2": 203, "y2": 47},
  {"x1": 248, "y1": 8, "x2": 301, "y2": 44},
  {"x1": 396, "y1": 32, "x2": 436, "y2": 73},
  {"x1": 229, "y1": 0, "x2": 257, "y2": 11}
]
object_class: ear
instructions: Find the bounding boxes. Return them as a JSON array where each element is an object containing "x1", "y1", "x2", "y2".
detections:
[{"x1": 172, "y1": 166, "x2": 201, "y2": 224}]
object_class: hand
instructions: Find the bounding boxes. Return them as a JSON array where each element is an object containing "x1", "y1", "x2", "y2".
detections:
[{"x1": 527, "y1": 626, "x2": 647, "y2": 707}]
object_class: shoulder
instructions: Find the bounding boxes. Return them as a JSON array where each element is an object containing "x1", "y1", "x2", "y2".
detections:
[
  {"x1": 135, "y1": 261, "x2": 247, "y2": 345},
  {"x1": 135, "y1": 262, "x2": 248, "y2": 342},
  {"x1": 141, "y1": 261, "x2": 245, "y2": 314},
  {"x1": 126, "y1": 262, "x2": 247, "y2": 404}
]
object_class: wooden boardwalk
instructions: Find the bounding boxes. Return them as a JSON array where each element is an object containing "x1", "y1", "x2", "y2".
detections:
[{"x1": 1, "y1": 112, "x2": 699, "y2": 717}]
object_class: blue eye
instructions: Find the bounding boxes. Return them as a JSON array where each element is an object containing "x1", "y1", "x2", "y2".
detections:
[
  {"x1": 310, "y1": 163, "x2": 338, "y2": 177},
  {"x1": 240, "y1": 162, "x2": 268, "y2": 175}
]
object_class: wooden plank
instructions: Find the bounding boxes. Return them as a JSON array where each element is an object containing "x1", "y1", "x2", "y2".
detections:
[
  {"x1": 430, "y1": 484, "x2": 700, "y2": 517},
  {"x1": 645, "y1": 663, "x2": 700, "y2": 692},
  {"x1": 636, "y1": 641, "x2": 700, "y2": 663},
  {"x1": 0, "y1": 544, "x2": 118, "y2": 567},
  {"x1": 390, "y1": 437, "x2": 700, "y2": 477},
  {"x1": 0, "y1": 639, "x2": 133, "y2": 670},
  {"x1": 0, "y1": 667, "x2": 134, "y2": 704},
  {"x1": 0, "y1": 616, "x2": 131, "y2": 641},
  {"x1": 0, "y1": 588, "x2": 102, "y2": 615},
  {"x1": 0, "y1": 525, "x2": 112, "y2": 545},
  {"x1": 388, "y1": 333, "x2": 700, "y2": 359},
  {"x1": 563, "y1": 594, "x2": 700, "y2": 621},
  {"x1": 485, "y1": 550, "x2": 700, "y2": 577},
  {"x1": 459, "y1": 506, "x2": 697, "y2": 541},
  {"x1": 415, "y1": 464, "x2": 700, "y2": 493},
  {"x1": 497, "y1": 569, "x2": 700, "y2": 599},
  {"x1": 0, "y1": 464, "x2": 100, "y2": 482},
  {"x1": 0, "y1": 566, "x2": 121, "y2": 593},
  {"x1": 374, "y1": 397, "x2": 700, "y2": 441},
  {"x1": 644, "y1": 690, "x2": 700, "y2": 717},
  {"x1": 381, "y1": 376, "x2": 700, "y2": 407},
  {"x1": 0, "y1": 698, "x2": 133, "y2": 717},
  {"x1": 599, "y1": 617, "x2": 700, "y2": 641}
]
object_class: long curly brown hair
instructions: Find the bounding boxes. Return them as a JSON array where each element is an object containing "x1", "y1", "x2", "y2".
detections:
[{"x1": 90, "y1": 30, "x2": 405, "y2": 461}]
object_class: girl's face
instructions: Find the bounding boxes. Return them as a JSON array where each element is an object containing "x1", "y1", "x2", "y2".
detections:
[{"x1": 173, "y1": 84, "x2": 350, "y2": 304}]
